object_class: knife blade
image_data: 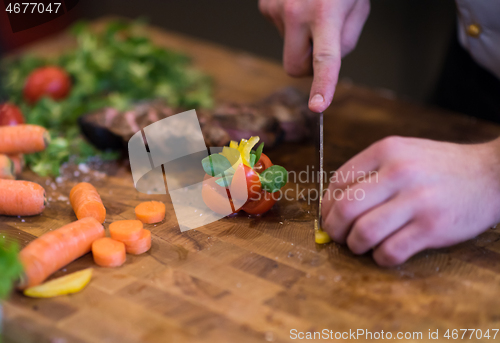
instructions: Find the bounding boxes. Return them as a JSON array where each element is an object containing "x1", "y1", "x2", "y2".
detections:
[
  {"x1": 314, "y1": 111, "x2": 331, "y2": 244},
  {"x1": 318, "y1": 111, "x2": 324, "y2": 227}
]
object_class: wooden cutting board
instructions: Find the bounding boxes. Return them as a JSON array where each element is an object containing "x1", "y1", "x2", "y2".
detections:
[{"x1": 3, "y1": 18, "x2": 500, "y2": 343}]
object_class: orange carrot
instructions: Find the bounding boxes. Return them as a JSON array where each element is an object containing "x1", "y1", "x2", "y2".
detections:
[
  {"x1": 0, "y1": 124, "x2": 50, "y2": 154},
  {"x1": 135, "y1": 201, "x2": 165, "y2": 224},
  {"x1": 125, "y1": 229, "x2": 152, "y2": 255},
  {"x1": 109, "y1": 220, "x2": 143, "y2": 243},
  {"x1": 0, "y1": 154, "x2": 15, "y2": 180},
  {"x1": 18, "y1": 217, "x2": 105, "y2": 289},
  {"x1": 92, "y1": 237, "x2": 126, "y2": 268},
  {"x1": 8, "y1": 154, "x2": 24, "y2": 175},
  {"x1": 70, "y1": 182, "x2": 106, "y2": 223},
  {"x1": 0, "y1": 179, "x2": 46, "y2": 216}
]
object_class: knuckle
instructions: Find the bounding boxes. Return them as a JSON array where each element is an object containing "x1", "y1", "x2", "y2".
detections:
[
  {"x1": 376, "y1": 136, "x2": 404, "y2": 156},
  {"x1": 312, "y1": 51, "x2": 338, "y2": 65},
  {"x1": 283, "y1": 0, "x2": 302, "y2": 21},
  {"x1": 359, "y1": 0, "x2": 371, "y2": 17},
  {"x1": 335, "y1": 199, "x2": 355, "y2": 222},
  {"x1": 385, "y1": 162, "x2": 414, "y2": 183},
  {"x1": 341, "y1": 38, "x2": 358, "y2": 56},
  {"x1": 258, "y1": 0, "x2": 267, "y2": 14},
  {"x1": 374, "y1": 244, "x2": 405, "y2": 267},
  {"x1": 353, "y1": 220, "x2": 376, "y2": 245},
  {"x1": 283, "y1": 59, "x2": 310, "y2": 77}
]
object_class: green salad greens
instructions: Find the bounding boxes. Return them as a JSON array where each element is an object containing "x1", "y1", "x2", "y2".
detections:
[
  {"x1": 0, "y1": 20, "x2": 213, "y2": 176},
  {"x1": 0, "y1": 238, "x2": 22, "y2": 300}
]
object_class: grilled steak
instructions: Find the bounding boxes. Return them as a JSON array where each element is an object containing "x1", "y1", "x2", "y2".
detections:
[{"x1": 79, "y1": 88, "x2": 312, "y2": 151}]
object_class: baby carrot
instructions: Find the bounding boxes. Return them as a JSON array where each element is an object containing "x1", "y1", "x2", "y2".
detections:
[
  {"x1": 70, "y1": 182, "x2": 106, "y2": 223},
  {"x1": 135, "y1": 201, "x2": 165, "y2": 224},
  {"x1": 18, "y1": 217, "x2": 105, "y2": 289},
  {"x1": 0, "y1": 124, "x2": 50, "y2": 154},
  {"x1": 125, "y1": 229, "x2": 152, "y2": 255},
  {"x1": 92, "y1": 238, "x2": 126, "y2": 268},
  {"x1": 109, "y1": 220, "x2": 143, "y2": 243},
  {"x1": 0, "y1": 179, "x2": 46, "y2": 216},
  {"x1": 0, "y1": 154, "x2": 15, "y2": 180},
  {"x1": 8, "y1": 154, "x2": 24, "y2": 175}
]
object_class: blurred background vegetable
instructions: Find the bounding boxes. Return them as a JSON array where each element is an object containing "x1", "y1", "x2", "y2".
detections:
[
  {"x1": 0, "y1": 238, "x2": 22, "y2": 300},
  {"x1": 0, "y1": 20, "x2": 213, "y2": 176}
]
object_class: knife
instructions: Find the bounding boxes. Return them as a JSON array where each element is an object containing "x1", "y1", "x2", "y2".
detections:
[
  {"x1": 314, "y1": 111, "x2": 331, "y2": 244},
  {"x1": 318, "y1": 111, "x2": 324, "y2": 226}
]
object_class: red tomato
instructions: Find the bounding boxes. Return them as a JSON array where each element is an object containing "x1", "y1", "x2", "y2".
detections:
[
  {"x1": 202, "y1": 174, "x2": 237, "y2": 215},
  {"x1": 253, "y1": 153, "x2": 273, "y2": 174},
  {"x1": 23, "y1": 66, "x2": 72, "y2": 104},
  {"x1": 241, "y1": 190, "x2": 278, "y2": 215},
  {"x1": 230, "y1": 164, "x2": 262, "y2": 201},
  {"x1": 0, "y1": 103, "x2": 25, "y2": 126}
]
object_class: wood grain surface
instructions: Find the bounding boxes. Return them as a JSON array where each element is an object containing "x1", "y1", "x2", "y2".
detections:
[{"x1": 2, "y1": 19, "x2": 500, "y2": 343}]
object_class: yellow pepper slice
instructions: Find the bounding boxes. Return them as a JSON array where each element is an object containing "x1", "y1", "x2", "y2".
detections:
[
  {"x1": 24, "y1": 268, "x2": 93, "y2": 298},
  {"x1": 220, "y1": 146, "x2": 242, "y2": 170},
  {"x1": 229, "y1": 140, "x2": 239, "y2": 149},
  {"x1": 237, "y1": 136, "x2": 259, "y2": 167}
]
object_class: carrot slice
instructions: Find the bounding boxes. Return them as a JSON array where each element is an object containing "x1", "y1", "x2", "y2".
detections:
[
  {"x1": 125, "y1": 229, "x2": 152, "y2": 255},
  {"x1": 92, "y1": 238, "x2": 126, "y2": 268},
  {"x1": 109, "y1": 220, "x2": 143, "y2": 243},
  {"x1": 0, "y1": 154, "x2": 15, "y2": 180},
  {"x1": 70, "y1": 182, "x2": 106, "y2": 223},
  {"x1": 135, "y1": 201, "x2": 165, "y2": 224},
  {"x1": 18, "y1": 217, "x2": 105, "y2": 289},
  {"x1": 8, "y1": 154, "x2": 24, "y2": 175},
  {"x1": 0, "y1": 124, "x2": 50, "y2": 154},
  {"x1": 0, "y1": 179, "x2": 46, "y2": 216}
]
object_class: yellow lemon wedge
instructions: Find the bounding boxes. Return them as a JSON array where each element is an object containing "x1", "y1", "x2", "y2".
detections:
[
  {"x1": 24, "y1": 268, "x2": 93, "y2": 298},
  {"x1": 314, "y1": 219, "x2": 331, "y2": 244}
]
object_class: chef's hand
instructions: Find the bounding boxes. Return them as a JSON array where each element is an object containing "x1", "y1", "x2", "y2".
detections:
[
  {"x1": 258, "y1": 0, "x2": 370, "y2": 113},
  {"x1": 321, "y1": 136, "x2": 500, "y2": 266}
]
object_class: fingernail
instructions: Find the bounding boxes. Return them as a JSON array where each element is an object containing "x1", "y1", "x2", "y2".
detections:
[{"x1": 310, "y1": 93, "x2": 324, "y2": 106}]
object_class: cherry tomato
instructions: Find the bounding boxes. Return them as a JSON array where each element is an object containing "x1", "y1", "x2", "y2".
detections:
[
  {"x1": 253, "y1": 153, "x2": 273, "y2": 174},
  {"x1": 202, "y1": 174, "x2": 238, "y2": 215},
  {"x1": 0, "y1": 103, "x2": 24, "y2": 126},
  {"x1": 230, "y1": 164, "x2": 262, "y2": 201},
  {"x1": 241, "y1": 190, "x2": 278, "y2": 215},
  {"x1": 23, "y1": 66, "x2": 72, "y2": 104}
]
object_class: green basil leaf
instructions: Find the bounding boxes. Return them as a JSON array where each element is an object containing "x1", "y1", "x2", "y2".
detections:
[
  {"x1": 260, "y1": 165, "x2": 288, "y2": 193},
  {"x1": 215, "y1": 174, "x2": 233, "y2": 188},
  {"x1": 254, "y1": 142, "x2": 264, "y2": 165},
  {"x1": 202, "y1": 154, "x2": 233, "y2": 177},
  {"x1": 249, "y1": 153, "x2": 257, "y2": 168}
]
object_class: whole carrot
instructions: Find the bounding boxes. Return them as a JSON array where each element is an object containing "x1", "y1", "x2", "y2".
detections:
[
  {"x1": 8, "y1": 154, "x2": 24, "y2": 175},
  {"x1": 0, "y1": 154, "x2": 15, "y2": 180},
  {"x1": 0, "y1": 179, "x2": 46, "y2": 215},
  {"x1": 0, "y1": 124, "x2": 50, "y2": 154},
  {"x1": 18, "y1": 217, "x2": 105, "y2": 289},
  {"x1": 70, "y1": 182, "x2": 106, "y2": 223}
]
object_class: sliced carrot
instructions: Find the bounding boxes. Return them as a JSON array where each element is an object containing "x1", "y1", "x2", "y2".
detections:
[
  {"x1": 0, "y1": 154, "x2": 15, "y2": 180},
  {"x1": 70, "y1": 182, "x2": 106, "y2": 223},
  {"x1": 92, "y1": 237, "x2": 126, "y2": 268},
  {"x1": 0, "y1": 124, "x2": 50, "y2": 154},
  {"x1": 135, "y1": 201, "x2": 165, "y2": 224},
  {"x1": 125, "y1": 229, "x2": 152, "y2": 255},
  {"x1": 8, "y1": 154, "x2": 24, "y2": 175},
  {"x1": 0, "y1": 179, "x2": 46, "y2": 216},
  {"x1": 109, "y1": 220, "x2": 143, "y2": 243},
  {"x1": 18, "y1": 217, "x2": 105, "y2": 289}
]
